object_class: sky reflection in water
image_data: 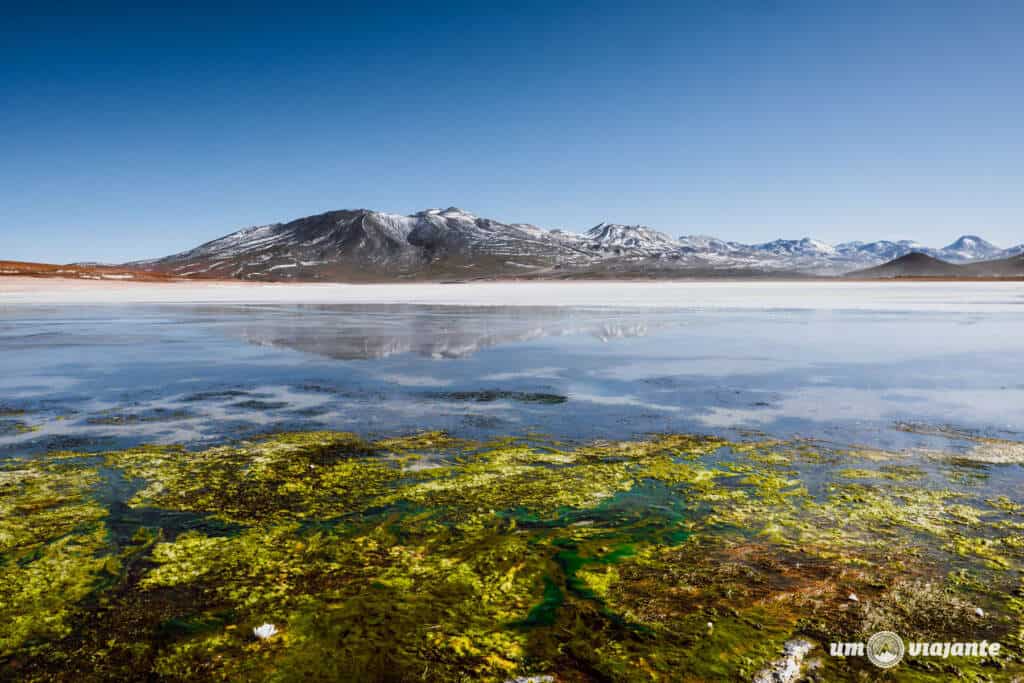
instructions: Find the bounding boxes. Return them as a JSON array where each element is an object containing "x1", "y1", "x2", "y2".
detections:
[{"x1": 1, "y1": 304, "x2": 1023, "y2": 458}]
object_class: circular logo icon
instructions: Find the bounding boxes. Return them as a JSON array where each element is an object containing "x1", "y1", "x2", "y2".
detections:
[{"x1": 866, "y1": 631, "x2": 905, "y2": 669}]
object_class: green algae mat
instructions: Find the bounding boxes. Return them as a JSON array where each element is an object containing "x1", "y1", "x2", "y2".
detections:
[{"x1": 2, "y1": 430, "x2": 1023, "y2": 681}]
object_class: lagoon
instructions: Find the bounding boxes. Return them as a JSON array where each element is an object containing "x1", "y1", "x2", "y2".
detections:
[{"x1": 2, "y1": 293, "x2": 1023, "y2": 681}]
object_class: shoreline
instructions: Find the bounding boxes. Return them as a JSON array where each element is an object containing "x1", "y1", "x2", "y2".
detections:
[{"x1": 1, "y1": 275, "x2": 1022, "y2": 312}]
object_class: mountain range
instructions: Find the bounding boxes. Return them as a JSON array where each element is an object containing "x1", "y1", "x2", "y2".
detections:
[{"x1": 125, "y1": 206, "x2": 1023, "y2": 280}]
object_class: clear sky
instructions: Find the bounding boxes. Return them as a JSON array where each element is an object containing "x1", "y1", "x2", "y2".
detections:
[{"x1": 3, "y1": 1, "x2": 1022, "y2": 263}]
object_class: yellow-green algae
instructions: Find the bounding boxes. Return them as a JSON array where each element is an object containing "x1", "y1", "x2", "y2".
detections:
[
  {"x1": 1, "y1": 430, "x2": 1023, "y2": 681},
  {"x1": 0, "y1": 461, "x2": 111, "y2": 658}
]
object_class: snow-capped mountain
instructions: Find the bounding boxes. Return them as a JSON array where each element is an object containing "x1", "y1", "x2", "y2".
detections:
[
  {"x1": 676, "y1": 235, "x2": 748, "y2": 255},
  {"x1": 752, "y1": 237, "x2": 836, "y2": 257},
  {"x1": 142, "y1": 207, "x2": 596, "y2": 281},
  {"x1": 937, "y1": 235, "x2": 1004, "y2": 263},
  {"x1": 144, "y1": 209, "x2": 425, "y2": 281},
  {"x1": 835, "y1": 240, "x2": 927, "y2": 262},
  {"x1": 582, "y1": 223, "x2": 679, "y2": 257},
  {"x1": 406, "y1": 207, "x2": 592, "y2": 266},
  {"x1": 135, "y1": 207, "x2": 1022, "y2": 280}
]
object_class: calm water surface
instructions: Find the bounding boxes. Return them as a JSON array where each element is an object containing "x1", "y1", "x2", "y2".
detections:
[{"x1": 2, "y1": 303, "x2": 1023, "y2": 457}]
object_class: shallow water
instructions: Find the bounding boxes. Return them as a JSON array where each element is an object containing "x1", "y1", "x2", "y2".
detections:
[
  {"x1": 3, "y1": 303, "x2": 1024, "y2": 681},
  {"x1": 2, "y1": 303, "x2": 1024, "y2": 455}
]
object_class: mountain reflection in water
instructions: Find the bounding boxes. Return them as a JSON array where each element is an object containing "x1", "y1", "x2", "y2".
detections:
[{"x1": 225, "y1": 305, "x2": 656, "y2": 360}]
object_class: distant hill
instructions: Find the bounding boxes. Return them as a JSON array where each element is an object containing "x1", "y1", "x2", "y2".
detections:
[
  {"x1": 849, "y1": 252, "x2": 1024, "y2": 279},
  {"x1": 848, "y1": 253, "x2": 964, "y2": 278},
  {"x1": 965, "y1": 253, "x2": 1024, "y2": 277}
]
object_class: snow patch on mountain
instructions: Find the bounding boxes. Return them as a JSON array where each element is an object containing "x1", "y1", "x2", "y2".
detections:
[
  {"x1": 938, "y1": 235, "x2": 1004, "y2": 263},
  {"x1": 583, "y1": 223, "x2": 679, "y2": 256}
]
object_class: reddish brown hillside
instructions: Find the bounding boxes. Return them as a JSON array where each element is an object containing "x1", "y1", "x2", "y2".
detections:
[{"x1": 0, "y1": 260, "x2": 189, "y2": 281}]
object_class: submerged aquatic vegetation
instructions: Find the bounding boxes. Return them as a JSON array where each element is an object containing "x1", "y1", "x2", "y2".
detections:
[
  {"x1": 857, "y1": 579, "x2": 983, "y2": 640},
  {"x1": 0, "y1": 526, "x2": 111, "y2": 658},
  {"x1": 898, "y1": 422, "x2": 1024, "y2": 465},
  {"x1": 0, "y1": 461, "x2": 112, "y2": 658},
  {"x1": 0, "y1": 419, "x2": 41, "y2": 435},
  {"x1": 104, "y1": 432, "x2": 404, "y2": 524},
  {"x1": 428, "y1": 390, "x2": 568, "y2": 404},
  {"x1": 0, "y1": 461, "x2": 106, "y2": 553},
  {"x1": 85, "y1": 409, "x2": 194, "y2": 425},
  {"x1": 0, "y1": 404, "x2": 27, "y2": 417},
  {"x1": 2, "y1": 428, "x2": 1024, "y2": 681}
]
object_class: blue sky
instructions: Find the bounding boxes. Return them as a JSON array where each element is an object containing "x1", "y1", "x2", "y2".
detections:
[{"x1": 3, "y1": 1, "x2": 1022, "y2": 263}]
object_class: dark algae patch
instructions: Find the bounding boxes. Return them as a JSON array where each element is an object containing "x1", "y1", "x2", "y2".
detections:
[
  {"x1": 85, "y1": 408, "x2": 194, "y2": 426},
  {"x1": 0, "y1": 404, "x2": 26, "y2": 417},
  {"x1": 428, "y1": 390, "x2": 569, "y2": 404},
  {"x1": 0, "y1": 419, "x2": 41, "y2": 435},
  {"x1": 181, "y1": 389, "x2": 257, "y2": 403},
  {"x1": 2, "y1": 430, "x2": 1023, "y2": 681},
  {"x1": 230, "y1": 400, "x2": 290, "y2": 411}
]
